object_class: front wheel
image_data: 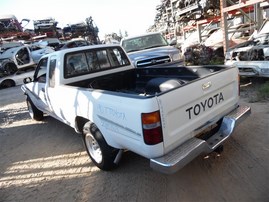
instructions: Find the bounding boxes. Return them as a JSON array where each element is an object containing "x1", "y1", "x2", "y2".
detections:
[
  {"x1": 26, "y1": 97, "x2": 44, "y2": 121},
  {"x1": 83, "y1": 122, "x2": 119, "y2": 171}
]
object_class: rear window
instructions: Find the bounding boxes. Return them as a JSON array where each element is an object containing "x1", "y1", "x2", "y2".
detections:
[{"x1": 64, "y1": 47, "x2": 130, "y2": 78}]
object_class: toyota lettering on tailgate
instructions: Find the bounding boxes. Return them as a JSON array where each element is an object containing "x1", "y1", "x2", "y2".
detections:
[{"x1": 186, "y1": 92, "x2": 224, "y2": 120}]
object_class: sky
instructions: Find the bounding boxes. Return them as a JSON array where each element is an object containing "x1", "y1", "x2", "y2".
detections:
[{"x1": 0, "y1": 0, "x2": 161, "y2": 39}]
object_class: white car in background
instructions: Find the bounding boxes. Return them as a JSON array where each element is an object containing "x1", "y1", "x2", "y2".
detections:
[
  {"x1": 0, "y1": 68, "x2": 34, "y2": 88},
  {"x1": 204, "y1": 23, "x2": 255, "y2": 54}
]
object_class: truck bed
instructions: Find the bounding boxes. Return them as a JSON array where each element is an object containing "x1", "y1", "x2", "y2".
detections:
[{"x1": 67, "y1": 65, "x2": 229, "y2": 96}]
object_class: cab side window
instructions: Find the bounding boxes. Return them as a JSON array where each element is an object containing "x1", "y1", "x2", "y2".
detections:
[
  {"x1": 96, "y1": 50, "x2": 110, "y2": 69},
  {"x1": 64, "y1": 47, "x2": 131, "y2": 78},
  {"x1": 66, "y1": 53, "x2": 89, "y2": 76}
]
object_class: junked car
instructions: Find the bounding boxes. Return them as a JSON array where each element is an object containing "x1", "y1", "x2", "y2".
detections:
[
  {"x1": 0, "y1": 41, "x2": 54, "y2": 74},
  {"x1": 204, "y1": 23, "x2": 255, "y2": 57},
  {"x1": 225, "y1": 19, "x2": 269, "y2": 77},
  {"x1": 181, "y1": 26, "x2": 219, "y2": 55},
  {"x1": 33, "y1": 17, "x2": 59, "y2": 38},
  {"x1": 184, "y1": 23, "x2": 256, "y2": 65},
  {"x1": 0, "y1": 14, "x2": 31, "y2": 40},
  {"x1": 0, "y1": 67, "x2": 34, "y2": 88},
  {"x1": 56, "y1": 38, "x2": 90, "y2": 50}
]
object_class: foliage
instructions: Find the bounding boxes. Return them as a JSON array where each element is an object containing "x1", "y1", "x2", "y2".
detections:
[{"x1": 258, "y1": 81, "x2": 269, "y2": 100}]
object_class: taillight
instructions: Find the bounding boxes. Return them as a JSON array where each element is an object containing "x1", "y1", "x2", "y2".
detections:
[{"x1": 141, "y1": 111, "x2": 163, "y2": 145}]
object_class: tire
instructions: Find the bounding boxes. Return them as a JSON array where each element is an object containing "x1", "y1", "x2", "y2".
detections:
[
  {"x1": 3, "y1": 62, "x2": 17, "y2": 75},
  {"x1": 1, "y1": 79, "x2": 15, "y2": 88},
  {"x1": 26, "y1": 97, "x2": 44, "y2": 121},
  {"x1": 83, "y1": 122, "x2": 119, "y2": 171}
]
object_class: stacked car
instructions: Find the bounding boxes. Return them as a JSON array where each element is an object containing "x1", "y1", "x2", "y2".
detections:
[{"x1": 225, "y1": 19, "x2": 269, "y2": 77}]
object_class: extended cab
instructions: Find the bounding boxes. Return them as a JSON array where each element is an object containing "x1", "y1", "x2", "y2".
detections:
[{"x1": 22, "y1": 44, "x2": 250, "y2": 174}]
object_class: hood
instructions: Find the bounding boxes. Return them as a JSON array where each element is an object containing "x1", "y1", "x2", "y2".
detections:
[{"x1": 127, "y1": 46, "x2": 178, "y2": 61}]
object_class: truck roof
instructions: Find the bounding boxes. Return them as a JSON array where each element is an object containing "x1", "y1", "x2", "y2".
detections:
[
  {"x1": 42, "y1": 44, "x2": 125, "y2": 58},
  {"x1": 121, "y1": 32, "x2": 162, "y2": 41}
]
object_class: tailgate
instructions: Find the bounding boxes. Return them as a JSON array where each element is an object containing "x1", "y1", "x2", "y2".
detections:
[{"x1": 157, "y1": 67, "x2": 239, "y2": 154}]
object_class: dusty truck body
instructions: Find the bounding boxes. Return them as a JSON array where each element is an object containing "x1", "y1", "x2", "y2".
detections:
[
  {"x1": 21, "y1": 44, "x2": 250, "y2": 174},
  {"x1": 225, "y1": 19, "x2": 269, "y2": 77}
]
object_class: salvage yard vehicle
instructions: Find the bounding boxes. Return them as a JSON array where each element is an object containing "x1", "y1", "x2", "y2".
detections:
[
  {"x1": 204, "y1": 23, "x2": 255, "y2": 57},
  {"x1": 0, "y1": 67, "x2": 34, "y2": 88},
  {"x1": 62, "y1": 16, "x2": 100, "y2": 44},
  {"x1": 0, "y1": 42, "x2": 54, "y2": 74},
  {"x1": 33, "y1": 17, "x2": 59, "y2": 38},
  {"x1": 21, "y1": 44, "x2": 250, "y2": 174},
  {"x1": 0, "y1": 14, "x2": 31, "y2": 40},
  {"x1": 225, "y1": 19, "x2": 269, "y2": 77},
  {"x1": 183, "y1": 23, "x2": 256, "y2": 65},
  {"x1": 120, "y1": 32, "x2": 182, "y2": 68}
]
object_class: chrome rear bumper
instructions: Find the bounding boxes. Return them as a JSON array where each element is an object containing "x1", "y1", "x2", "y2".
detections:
[{"x1": 150, "y1": 105, "x2": 251, "y2": 174}]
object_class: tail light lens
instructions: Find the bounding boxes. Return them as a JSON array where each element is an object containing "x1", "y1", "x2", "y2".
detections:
[{"x1": 141, "y1": 111, "x2": 163, "y2": 145}]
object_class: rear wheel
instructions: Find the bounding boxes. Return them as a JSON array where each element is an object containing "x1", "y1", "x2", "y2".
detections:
[
  {"x1": 83, "y1": 122, "x2": 119, "y2": 171},
  {"x1": 26, "y1": 97, "x2": 44, "y2": 121}
]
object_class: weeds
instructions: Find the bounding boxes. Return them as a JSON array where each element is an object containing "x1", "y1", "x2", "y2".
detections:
[
  {"x1": 240, "y1": 77, "x2": 269, "y2": 102},
  {"x1": 257, "y1": 81, "x2": 269, "y2": 100}
]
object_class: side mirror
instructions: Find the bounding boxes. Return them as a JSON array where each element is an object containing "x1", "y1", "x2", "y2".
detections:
[{"x1": 23, "y1": 77, "x2": 32, "y2": 84}]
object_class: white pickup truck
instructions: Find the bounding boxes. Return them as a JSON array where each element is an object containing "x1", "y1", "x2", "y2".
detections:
[{"x1": 21, "y1": 44, "x2": 250, "y2": 174}]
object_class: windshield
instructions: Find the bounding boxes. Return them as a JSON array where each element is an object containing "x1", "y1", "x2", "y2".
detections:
[{"x1": 122, "y1": 33, "x2": 168, "y2": 53}]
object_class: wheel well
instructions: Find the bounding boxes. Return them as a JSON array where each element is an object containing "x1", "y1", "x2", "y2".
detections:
[
  {"x1": 4, "y1": 61, "x2": 17, "y2": 69},
  {"x1": 3, "y1": 61, "x2": 18, "y2": 74},
  {"x1": 1, "y1": 79, "x2": 15, "y2": 87},
  {"x1": 75, "y1": 116, "x2": 90, "y2": 133}
]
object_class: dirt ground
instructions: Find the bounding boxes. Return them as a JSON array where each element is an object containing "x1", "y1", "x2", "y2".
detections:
[{"x1": 0, "y1": 79, "x2": 269, "y2": 202}]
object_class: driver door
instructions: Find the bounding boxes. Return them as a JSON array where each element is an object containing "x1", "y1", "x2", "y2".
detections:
[{"x1": 31, "y1": 57, "x2": 51, "y2": 113}]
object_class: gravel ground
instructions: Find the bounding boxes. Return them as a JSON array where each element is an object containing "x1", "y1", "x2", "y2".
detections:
[{"x1": 0, "y1": 80, "x2": 269, "y2": 202}]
